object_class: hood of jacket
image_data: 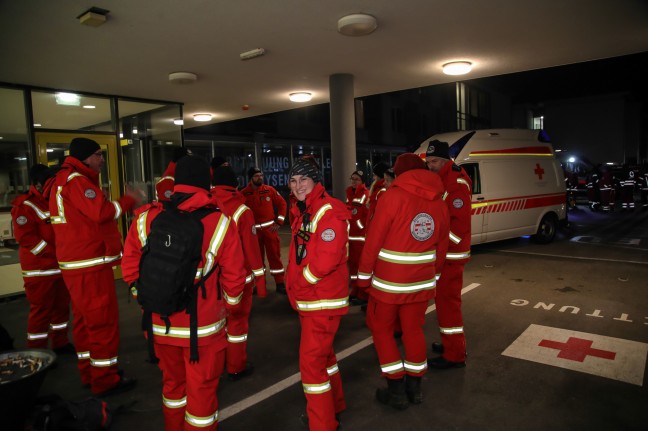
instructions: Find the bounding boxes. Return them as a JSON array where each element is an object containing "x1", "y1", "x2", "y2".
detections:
[
  {"x1": 211, "y1": 185, "x2": 245, "y2": 208},
  {"x1": 171, "y1": 185, "x2": 215, "y2": 212},
  {"x1": 391, "y1": 169, "x2": 444, "y2": 201}
]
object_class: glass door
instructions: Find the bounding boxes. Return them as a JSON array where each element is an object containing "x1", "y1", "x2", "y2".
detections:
[{"x1": 35, "y1": 132, "x2": 124, "y2": 278}]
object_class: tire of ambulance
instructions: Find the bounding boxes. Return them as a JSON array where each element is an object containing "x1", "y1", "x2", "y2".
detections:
[{"x1": 532, "y1": 213, "x2": 558, "y2": 244}]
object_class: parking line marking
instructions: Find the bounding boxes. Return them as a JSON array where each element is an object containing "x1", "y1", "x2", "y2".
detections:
[
  {"x1": 220, "y1": 282, "x2": 481, "y2": 421},
  {"x1": 496, "y1": 249, "x2": 648, "y2": 265}
]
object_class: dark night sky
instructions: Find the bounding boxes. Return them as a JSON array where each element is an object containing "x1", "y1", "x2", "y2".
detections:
[{"x1": 469, "y1": 51, "x2": 648, "y2": 103}]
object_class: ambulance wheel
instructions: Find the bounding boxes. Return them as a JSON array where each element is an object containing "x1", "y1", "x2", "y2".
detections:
[{"x1": 533, "y1": 214, "x2": 557, "y2": 244}]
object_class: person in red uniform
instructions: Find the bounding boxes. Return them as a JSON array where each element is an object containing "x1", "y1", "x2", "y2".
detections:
[
  {"x1": 357, "y1": 153, "x2": 449, "y2": 409},
  {"x1": 122, "y1": 155, "x2": 246, "y2": 431},
  {"x1": 424, "y1": 140, "x2": 472, "y2": 369},
  {"x1": 286, "y1": 156, "x2": 350, "y2": 431},
  {"x1": 47, "y1": 137, "x2": 142, "y2": 396},
  {"x1": 366, "y1": 161, "x2": 389, "y2": 228},
  {"x1": 383, "y1": 168, "x2": 396, "y2": 189},
  {"x1": 345, "y1": 170, "x2": 369, "y2": 304},
  {"x1": 241, "y1": 167, "x2": 288, "y2": 294},
  {"x1": 11, "y1": 164, "x2": 73, "y2": 352},
  {"x1": 155, "y1": 147, "x2": 191, "y2": 202},
  {"x1": 211, "y1": 164, "x2": 266, "y2": 381}
]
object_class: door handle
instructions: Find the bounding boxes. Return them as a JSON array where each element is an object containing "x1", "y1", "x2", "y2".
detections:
[{"x1": 477, "y1": 197, "x2": 485, "y2": 201}]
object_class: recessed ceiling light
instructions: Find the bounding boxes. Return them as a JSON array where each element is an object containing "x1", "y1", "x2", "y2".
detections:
[
  {"x1": 337, "y1": 14, "x2": 378, "y2": 36},
  {"x1": 289, "y1": 92, "x2": 312, "y2": 103},
  {"x1": 193, "y1": 114, "x2": 212, "y2": 122},
  {"x1": 83, "y1": 105, "x2": 96, "y2": 109},
  {"x1": 34, "y1": 123, "x2": 42, "y2": 127},
  {"x1": 173, "y1": 118, "x2": 184, "y2": 126},
  {"x1": 442, "y1": 61, "x2": 473, "y2": 76}
]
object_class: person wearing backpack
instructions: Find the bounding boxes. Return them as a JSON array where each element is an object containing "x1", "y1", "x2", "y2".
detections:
[
  {"x1": 47, "y1": 137, "x2": 142, "y2": 397},
  {"x1": 286, "y1": 156, "x2": 350, "y2": 431},
  {"x1": 211, "y1": 164, "x2": 266, "y2": 381},
  {"x1": 122, "y1": 155, "x2": 247, "y2": 431}
]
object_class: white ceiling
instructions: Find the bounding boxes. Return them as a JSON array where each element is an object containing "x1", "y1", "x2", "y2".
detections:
[{"x1": 1, "y1": 0, "x2": 648, "y2": 131}]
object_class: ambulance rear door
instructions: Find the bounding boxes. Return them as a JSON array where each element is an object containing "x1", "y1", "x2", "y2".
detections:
[{"x1": 458, "y1": 162, "x2": 486, "y2": 245}]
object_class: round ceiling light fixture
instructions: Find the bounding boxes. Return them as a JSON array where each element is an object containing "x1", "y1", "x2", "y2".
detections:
[
  {"x1": 193, "y1": 114, "x2": 212, "y2": 122},
  {"x1": 289, "y1": 92, "x2": 313, "y2": 103},
  {"x1": 337, "y1": 13, "x2": 377, "y2": 36},
  {"x1": 442, "y1": 61, "x2": 473, "y2": 76},
  {"x1": 169, "y1": 72, "x2": 198, "y2": 84}
]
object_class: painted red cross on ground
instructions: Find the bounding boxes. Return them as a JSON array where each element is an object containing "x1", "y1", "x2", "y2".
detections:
[
  {"x1": 538, "y1": 337, "x2": 616, "y2": 362},
  {"x1": 534, "y1": 163, "x2": 545, "y2": 180}
]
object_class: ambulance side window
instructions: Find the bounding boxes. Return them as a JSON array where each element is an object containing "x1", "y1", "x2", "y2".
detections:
[{"x1": 460, "y1": 163, "x2": 481, "y2": 194}]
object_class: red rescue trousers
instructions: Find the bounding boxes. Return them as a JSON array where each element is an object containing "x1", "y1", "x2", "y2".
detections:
[
  {"x1": 24, "y1": 276, "x2": 71, "y2": 349},
  {"x1": 226, "y1": 281, "x2": 253, "y2": 374},
  {"x1": 366, "y1": 298, "x2": 429, "y2": 378},
  {"x1": 156, "y1": 342, "x2": 225, "y2": 431},
  {"x1": 435, "y1": 263, "x2": 467, "y2": 362},
  {"x1": 347, "y1": 240, "x2": 364, "y2": 298},
  {"x1": 299, "y1": 315, "x2": 345, "y2": 431},
  {"x1": 63, "y1": 267, "x2": 121, "y2": 394},
  {"x1": 257, "y1": 227, "x2": 284, "y2": 284}
]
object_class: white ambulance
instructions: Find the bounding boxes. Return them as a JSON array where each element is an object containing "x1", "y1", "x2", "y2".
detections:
[{"x1": 414, "y1": 129, "x2": 567, "y2": 245}]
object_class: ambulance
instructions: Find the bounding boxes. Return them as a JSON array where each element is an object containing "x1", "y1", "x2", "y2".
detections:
[{"x1": 414, "y1": 129, "x2": 567, "y2": 245}]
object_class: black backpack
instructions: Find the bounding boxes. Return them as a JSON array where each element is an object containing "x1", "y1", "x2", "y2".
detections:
[
  {"x1": 136, "y1": 201, "x2": 218, "y2": 362},
  {"x1": 30, "y1": 395, "x2": 113, "y2": 431}
]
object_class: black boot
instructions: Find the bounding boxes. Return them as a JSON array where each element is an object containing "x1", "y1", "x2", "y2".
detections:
[
  {"x1": 376, "y1": 377, "x2": 409, "y2": 410},
  {"x1": 405, "y1": 375, "x2": 423, "y2": 404}
]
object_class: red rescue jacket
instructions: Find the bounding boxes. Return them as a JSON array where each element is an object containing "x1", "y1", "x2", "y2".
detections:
[
  {"x1": 437, "y1": 161, "x2": 472, "y2": 264},
  {"x1": 358, "y1": 169, "x2": 449, "y2": 304},
  {"x1": 122, "y1": 185, "x2": 247, "y2": 349},
  {"x1": 47, "y1": 157, "x2": 135, "y2": 275},
  {"x1": 155, "y1": 162, "x2": 176, "y2": 202},
  {"x1": 366, "y1": 178, "x2": 386, "y2": 228},
  {"x1": 345, "y1": 184, "x2": 369, "y2": 240},
  {"x1": 286, "y1": 182, "x2": 350, "y2": 316},
  {"x1": 11, "y1": 185, "x2": 60, "y2": 279},
  {"x1": 241, "y1": 183, "x2": 287, "y2": 228},
  {"x1": 211, "y1": 185, "x2": 267, "y2": 296}
]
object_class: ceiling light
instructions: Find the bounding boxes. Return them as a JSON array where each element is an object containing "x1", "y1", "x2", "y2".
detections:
[
  {"x1": 289, "y1": 92, "x2": 312, "y2": 103},
  {"x1": 77, "y1": 7, "x2": 109, "y2": 27},
  {"x1": 240, "y1": 48, "x2": 266, "y2": 61},
  {"x1": 193, "y1": 114, "x2": 212, "y2": 122},
  {"x1": 173, "y1": 118, "x2": 184, "y2": 126},
  {"x1": 83, "y1": 105, "x2": 96, "y2": 109},
  {"x1": 169, "y1": 72, "x2": 198, "y2": 84},
  {"x1": 55, "y1": 92, "x2": 80, "y2": 106},
  {"x1": 442, "y1": 61, "x2": 473, "y2": 76},
  {"x1": 34, "y1": 123, "x2": 42, "y2": 127},
  {"x1": 337, "y1": 14, "x2": 378, "y2": 36}
]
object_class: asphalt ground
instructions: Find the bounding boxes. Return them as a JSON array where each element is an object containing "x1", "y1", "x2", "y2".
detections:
[{"x1": 1, "y1": 205, "x2": 647, "y2": 430}]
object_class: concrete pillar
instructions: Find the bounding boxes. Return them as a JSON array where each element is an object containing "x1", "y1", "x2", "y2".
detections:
[{"x1": 329, "y1": 73, "x2": 356, "y2": 200}]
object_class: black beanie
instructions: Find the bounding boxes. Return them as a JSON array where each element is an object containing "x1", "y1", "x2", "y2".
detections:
[
  {"x1": 425, "y1": 139, "x2": 450, "y2": 159},
  {"x1": 69, "y1": 137, "x2": 100, "y2": 161},
  {"x1": 351, "y1": 170, "x2": 365, "y2": 182},
  {"x1": 290, "y1": 156, "x2": 321, "y2": 183},
  {"x1": 248, "y1": 167, "x2": 262, "y2": 179},
  {"x1": 212, "y1": 166, "x2": 238, "y2": 188},
  {"x1": 372, "y1": 161, "x2": 390, "y2": 178},
  {"x1": 29, "y1": 164, "x2": 50, "y2": 185},
  {"x1": 175, "y1": 155, "x2": 211, "y2": 191},
  {"x1": 172, "y1": 147, "x2": 190, "y2": 162},
  {"x1": 211, "y1": 155, "x2": 229, "y2": 170}
]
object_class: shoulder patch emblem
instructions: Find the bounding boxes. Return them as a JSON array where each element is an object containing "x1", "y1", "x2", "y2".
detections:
[
  {"x1": 321, "y1": 228, "x2": 336, "y2": 242},
  {"x1": 16, "y1": 215, "x2": 28, "y2": 225},
  {"x1": 266, "y1": 196, "x2": 271, "y2": 201},
  {"x1": 351, "y1": 208, "x2": 358, "y2": 215},
  {"x1": 84, "y1": 189, "x2": 97, "y2": 199},
  {"x1": 164, "y1": 190, "x2": 172, "y2": 199},
  {"x1": 410, "y1": 212, "x2": 434, "y2": 241},
  {"x1": 453, "y1": 198, "x2": 464, "y2": 209}
]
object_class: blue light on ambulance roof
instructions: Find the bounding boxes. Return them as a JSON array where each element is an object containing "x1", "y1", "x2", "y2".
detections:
[
  {"x1": 449, "y1": 131, "x2": 476, "y2": 159},
  {"x1": 538, "y1": 130, "x2": 551, "y2": 143}
]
